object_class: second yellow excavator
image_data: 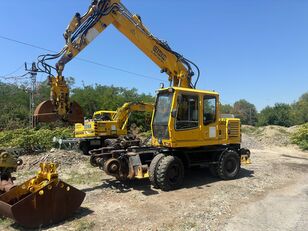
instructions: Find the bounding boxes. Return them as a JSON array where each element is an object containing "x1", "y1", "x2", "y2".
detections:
[{"x1": 74, "y1": 102, "x2": 153, "y2": 154}]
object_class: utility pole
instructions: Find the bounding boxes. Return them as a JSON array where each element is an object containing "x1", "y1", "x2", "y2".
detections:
[
  {"x1": 249, "y1": 107, "x2": 252, "y2": 125},
  {"x1": 25, "y1": 62, "x2": 38, "y2": 127}
]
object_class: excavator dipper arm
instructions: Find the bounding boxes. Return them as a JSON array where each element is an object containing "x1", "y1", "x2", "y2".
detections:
[{"x1": 112, "y1": 102, "x2": 154, "y2": 130}]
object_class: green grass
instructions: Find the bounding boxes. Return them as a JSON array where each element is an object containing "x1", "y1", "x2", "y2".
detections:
[
  {"x1": 0, "y1": 218, "x2": 13, "y2": 229},
  {"x1": 15, "y1": 169, "x2": 37, "y2": 180},
  {"x1": 66, "y1": 170, "x2": 103, "y2": 185},
  {"x1": 75, "y1": 220, "x2": 96, "y2": 231}
]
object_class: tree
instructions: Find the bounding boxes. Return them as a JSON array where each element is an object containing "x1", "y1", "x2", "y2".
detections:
[
  {"x1": 35, "y1": 80, "x2": 50, "y2": 107},
  {"x1": 0, "y1": 80, "x2": 155, "y2": 130},
  {"x1": 232, "y1": 100, "x2": 258, "y2": 125},
  {"x1": 0, "y1": 82, "x2": 29, "y2": 129},
  {"x1": 71, "y1": 84, "x2": 154, "y2": 117},
  {"x1": 258, "y1": 103, "x2": 293, "y2": 127},
  {"x1": 71, "y1": 84, "x2": 154, "y2": 130},
  {"x1": 291, "y1": 92, "x2": 308, "y2": 125},
  {"x1": 220, "y1": 103, "x2": 233, "y2": 114}
]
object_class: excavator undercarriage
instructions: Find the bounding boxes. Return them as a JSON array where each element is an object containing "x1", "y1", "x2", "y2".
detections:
[{"x1": 89, "y1": 136, "x2": 251, "y2": 188}]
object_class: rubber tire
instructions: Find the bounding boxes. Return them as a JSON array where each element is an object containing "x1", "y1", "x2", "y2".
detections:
[
  {"x1": 156, "y1": 156, "x2": 184, "y2": 191},
  {"x1": 217, "y1": 150, "x2": 240, "y2": 180},
  {"x1": 149, "y1": 153, "x2": 165, "y2": 188}
]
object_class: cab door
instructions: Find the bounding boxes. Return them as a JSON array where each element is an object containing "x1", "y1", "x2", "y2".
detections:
[
  {"x1": 171, "y1": 93, "x2": 202, "y2": 147},
  {"x1": 202, "y1": 95, "x2": 219, "y2": 144}
]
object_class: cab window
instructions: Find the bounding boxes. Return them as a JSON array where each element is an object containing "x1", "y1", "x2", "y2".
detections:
[
  {"x1": 203, "y1": 96, "x2": 216, "y2": 125},
  {"x1": 176, "y1": 94, "x2": 199, "y2": 130}
]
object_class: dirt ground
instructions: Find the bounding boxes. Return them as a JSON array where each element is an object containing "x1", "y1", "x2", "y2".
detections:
[{"x1": 0, "y1": 126, "x2": 307, "y2": 231}]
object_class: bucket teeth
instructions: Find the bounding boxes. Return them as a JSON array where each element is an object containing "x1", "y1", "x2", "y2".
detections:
[{"x1": 0, "y1": 163, "x2": 85, "y2": 228}]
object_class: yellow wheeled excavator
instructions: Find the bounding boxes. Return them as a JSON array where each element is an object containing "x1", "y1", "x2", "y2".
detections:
[
  {"x1": 34, "y1": 0, "x2": 250, "y2": 189},
  {"x1": 0, "y1": 0, "x2": 251, "y2": 227},
  {"x1": 74, "y1": 102, "x2": 153, "y2": 154}
]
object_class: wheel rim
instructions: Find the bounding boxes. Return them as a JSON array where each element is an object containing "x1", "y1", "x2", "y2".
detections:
[
  {"x1": 168, "y1": 164, "x2": 181, "y2": 184},
  {"x1": 225, "y1": 158, "x2": 237, "y2": 174}
]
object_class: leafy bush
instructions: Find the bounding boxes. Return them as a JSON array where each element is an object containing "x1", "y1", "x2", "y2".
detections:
[
  {"x1": 291, "y1": 123, "x2": 308, "y2": 150},
  {"x1": 0, "y1": 128, "x2": 73, "y2": 153}
]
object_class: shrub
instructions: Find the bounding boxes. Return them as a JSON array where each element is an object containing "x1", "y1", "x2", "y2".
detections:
[
  {"x1": 0, "y1": 127, "x2": 73, "y2": 153},
  {"x1": 291, "y1": 123, "x2": 308, "y2": 150}
]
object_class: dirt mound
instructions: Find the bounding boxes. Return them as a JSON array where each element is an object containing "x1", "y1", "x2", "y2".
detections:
[
  {"x1": 19, "y1": 149, "x2": 88, "y2": 171},
  {"x1": 242, "y1": 125, "x2": 299, "y2": 149}
]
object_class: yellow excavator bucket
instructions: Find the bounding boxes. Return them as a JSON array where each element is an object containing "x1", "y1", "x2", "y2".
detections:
[
  {"x1": 34, "y1": 100, "x2": 84, "y2": 124},
  {"x1": 0, "y1": 163, "x2": 85, "y2": 228}
]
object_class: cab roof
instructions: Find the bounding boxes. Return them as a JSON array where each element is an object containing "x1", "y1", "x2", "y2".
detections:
[
  {"x1": 158, "y1": 87, "x2": 219, "y2": 96},
  {"x1": 93, "y1": 110, "x2": 117, "y2": 115}
]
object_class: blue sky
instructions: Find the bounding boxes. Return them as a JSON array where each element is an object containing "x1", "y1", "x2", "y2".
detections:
[{"x1": 0, "y1": 0, "x2": 307, "y2": 111}]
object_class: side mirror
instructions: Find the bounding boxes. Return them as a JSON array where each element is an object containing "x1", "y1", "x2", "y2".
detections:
[{"x1": 171, "y1": 109, "x2": 177, "y2": 118}]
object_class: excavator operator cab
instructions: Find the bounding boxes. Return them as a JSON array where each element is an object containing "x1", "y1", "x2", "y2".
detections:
[
  {"x1": 151, "y1": 87, "x2": 220, "y2": 149},
  {"x1": 93, "y1": 111, "x2": 116, "y2": 121}
]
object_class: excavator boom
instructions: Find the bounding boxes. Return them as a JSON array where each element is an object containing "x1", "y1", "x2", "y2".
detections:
[
  {"x1": 58, "y1": 0, "x2": 198, "y2": 88},
  {"x1": 34, "y1": 0, "x2": 199, "y2": 123}
]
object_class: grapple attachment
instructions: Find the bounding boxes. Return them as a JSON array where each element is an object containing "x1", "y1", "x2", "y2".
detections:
[
  {"x1": 34, "y1": 100, "x2": 84, "y2": 124},
  {"x1": 0, "y1": 163, "x2": 85, "y2": 228}
]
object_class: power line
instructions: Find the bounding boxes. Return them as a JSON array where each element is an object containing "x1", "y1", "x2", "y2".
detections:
[
  {"x1": 0, "y1": 72, "x2": 30, "y2": 80},
  {"x1": 0, "y1": 35, "x2": 166, "y2": 83},
  {"x1": 76, "y1": 58, "x2": 165, "y2": 82},
  {"x1": 0, "y1": 35, "x2": 54, "y2": 53},
  {"x1": 0, "y1": 64, "x2": 24, "y2": 77}
]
